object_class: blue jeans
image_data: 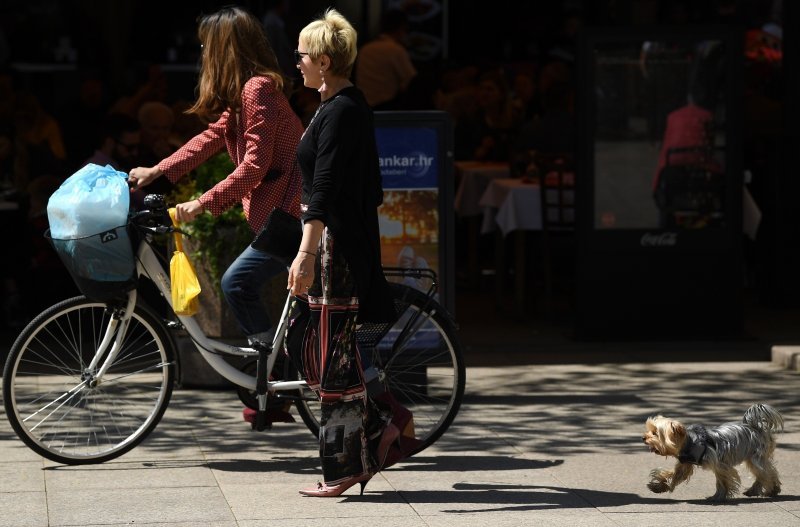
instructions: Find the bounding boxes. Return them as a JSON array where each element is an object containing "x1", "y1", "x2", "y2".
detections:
[{"x1": 221, "y1": 245, "x2": 287, "y2": 341}]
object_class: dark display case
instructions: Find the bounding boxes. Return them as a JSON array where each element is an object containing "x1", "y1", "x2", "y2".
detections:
[{"x1": 574, "y1": 27, "x2": 744, "y2": 338}]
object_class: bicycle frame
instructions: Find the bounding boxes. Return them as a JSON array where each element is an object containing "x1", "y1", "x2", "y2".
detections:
[
  {"x1": 92, "y1": 223, "x2": 444, "y2": 394},
  {"x1": 122, "y1": 237, "x2": 298, "y2": 393}
]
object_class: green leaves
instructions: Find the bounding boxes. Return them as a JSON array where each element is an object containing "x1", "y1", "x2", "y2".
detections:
[{"x1": 167, "y1": 152, "x2": 252, "y2": 292}]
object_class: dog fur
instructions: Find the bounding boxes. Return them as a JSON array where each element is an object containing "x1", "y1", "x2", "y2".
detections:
[{"x1": 642, "y1": 404, "x2": 783, "y2": 501}]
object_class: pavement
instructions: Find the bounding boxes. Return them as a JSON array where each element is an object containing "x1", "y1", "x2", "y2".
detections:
[
  {"x1": 2, "y1": 357, "x2": 800, "y2": 527},
  {"x1": 2, "y1": 285, "x2": 800, "y2": 527}
]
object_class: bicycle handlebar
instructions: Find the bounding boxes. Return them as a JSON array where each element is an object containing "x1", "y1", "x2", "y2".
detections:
[{"x1": 129, "y1": 194, "x2": 187, "y2": 236}]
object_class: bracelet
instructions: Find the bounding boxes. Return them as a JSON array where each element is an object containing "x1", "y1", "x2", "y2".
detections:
[{"x1": 298, "y1": 250, "x2": 317, "y2": 257}]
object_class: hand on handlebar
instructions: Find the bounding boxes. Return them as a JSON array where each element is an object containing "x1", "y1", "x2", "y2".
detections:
[{"x1": 128, "y1": 166, "x2": 163, "y2": 189}]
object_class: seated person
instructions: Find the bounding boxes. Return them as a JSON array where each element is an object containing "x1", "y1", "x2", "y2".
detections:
[
  {"x1": 652, "y1": 99, "x2": 717, "y2": 193},
  {"x1": 454, "y1": 70, "x2": 519, "y2": 161},
  {"x1": 652, "y1": 96, "x2": 723, "y2": 228}
]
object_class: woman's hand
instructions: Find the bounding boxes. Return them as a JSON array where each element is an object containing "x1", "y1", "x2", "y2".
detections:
[
  {"x1": 128, "y1": 166, "x2": 163, "y2": 189},
  {"x1": 175, "y1": 199, "x2": 204, "y2": 223},
  {"x1": 288, "y1": 251, "x2": 316, "y2": 295}
]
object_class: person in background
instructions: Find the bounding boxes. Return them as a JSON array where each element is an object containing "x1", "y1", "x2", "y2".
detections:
[
  {"x1": 261, "y1": 0, "x2": 295, "y2": 80},
  {"x1": 354, "y1": 8, "x2": 417, "y2": 110},
  {"x1": 136, "y1": 101, "x2": 179, "y2": 197},
  {"x1": 85, "y1": 113, "x2": 141, "y2": 172},
  {"x1": 57, "y1": 75, "x2": 109, "y2": 172},
  {"x1": 510, "y1": 68, "x2": 540, "y2": 122},
  {"x1": 109, "y1": 63, "x2": 169, "y2": 119},
  {"x1": 13, "y1": 92, "x2": 67, "y2": 190},
  {"x1": 169, "y1": 100, "x2": 208, "y2": 144},
  {"x1": 289, "y1": 8, "x2": 399, "y2": 497},
  {"x1": 128, "y1": 6, "x2": 303, "y2": 353},
  {"x1": 137, "y1": 101, "x2": 177, "y2": 165},
  {"x1": 454, "y1": 70, "x2": 519, "y2": 161}
]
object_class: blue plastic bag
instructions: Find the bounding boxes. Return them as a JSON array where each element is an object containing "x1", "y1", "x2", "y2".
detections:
[
  {"x1": 48, "y1": 163, "x2": 130, "y2": 238},
  {"x1": 47, "y1": 164, "x2": 135, "y2": 288}
]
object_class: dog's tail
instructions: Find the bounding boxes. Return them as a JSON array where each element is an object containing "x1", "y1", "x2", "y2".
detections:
[{"x1": 743, "y1": 404, "x2": 784, "y2": 433}]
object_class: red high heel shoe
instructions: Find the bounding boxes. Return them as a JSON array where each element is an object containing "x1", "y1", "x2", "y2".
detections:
[
  {"x1": 298, "y1": 473, "x2": 372, "y2": 497},
  {"x1": 375, "y1": 423, "x2": 400, "y2": 470}
]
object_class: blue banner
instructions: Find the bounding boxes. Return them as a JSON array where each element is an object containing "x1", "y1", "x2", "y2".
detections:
[{"x1": 375, "y1": 127, "x2": 439, "y2": 190}]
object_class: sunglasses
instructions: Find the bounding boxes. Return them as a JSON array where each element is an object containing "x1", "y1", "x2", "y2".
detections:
[{"x1": 293, "y1": 50, "x2": 309, "y2": 65}]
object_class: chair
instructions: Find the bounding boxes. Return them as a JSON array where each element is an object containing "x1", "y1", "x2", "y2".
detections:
[
  {"x1": 536, "y1": 153, "x2": 576, "y2": 316},
  {"x1": 654, "y1": 146, "x2": 724, "y2": 229}
]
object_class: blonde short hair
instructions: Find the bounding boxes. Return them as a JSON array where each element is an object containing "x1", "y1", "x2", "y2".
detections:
[{"x1": 299, "y1": 8, "x2": 358, "y2": 78}]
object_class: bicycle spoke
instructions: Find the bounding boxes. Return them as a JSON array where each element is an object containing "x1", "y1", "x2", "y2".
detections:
[
  {"x1": 101, "y1": 362, "x2": 171, "y2": 386},
  {"x1": 23, "y1": 382, "x2": 87, "y2": 427},
  {"x1": 4, "y1": 298, "x2": 175, "y2": 464}
]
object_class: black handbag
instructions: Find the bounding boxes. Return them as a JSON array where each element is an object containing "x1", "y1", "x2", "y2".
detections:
[{"x1": 251, "y1": 176, "x2": 302, "y2": 261}]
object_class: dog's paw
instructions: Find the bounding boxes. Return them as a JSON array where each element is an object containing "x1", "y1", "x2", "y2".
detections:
[
  {"x1": 647, "y1": 479, "x2": 670, "y2": 493},
  {"x1": 747, "y1": 484, "x2": 781, "y2": 497},
  {"x1": 647, "y1": 471, "x2": 670, "y2": 493},
  {"x1": 743, "y1": 486, "x2": 761, "y2": 497}
]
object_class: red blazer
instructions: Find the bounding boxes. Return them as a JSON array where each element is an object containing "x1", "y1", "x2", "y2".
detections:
[{"x1": 158, "y1": 76, "x2": 303, "y2": 233}]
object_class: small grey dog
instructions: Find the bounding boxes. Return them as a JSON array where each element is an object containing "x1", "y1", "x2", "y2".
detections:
[{"x1": 642, "y1": 403, "x2": 784, "y2": 501}]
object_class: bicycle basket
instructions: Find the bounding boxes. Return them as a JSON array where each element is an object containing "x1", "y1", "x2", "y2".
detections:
[{"x1": 46, "y1": 226, "x2": 136, "y2": 301}]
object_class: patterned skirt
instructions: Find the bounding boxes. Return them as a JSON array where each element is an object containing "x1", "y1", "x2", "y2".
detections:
[{"x1": 300, "y1": 226, "x2": 385, "y2": 485}]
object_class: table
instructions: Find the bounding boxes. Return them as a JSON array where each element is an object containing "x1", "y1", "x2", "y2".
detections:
[
  {"x1": 454, "y1": 161, "x2": 510, "y2": 288},
  {"x1": 477, "y1": 178, "x2": 543, "y2": 316},
  {"x1": 454, "y1": 161, "x2": 510, "y2": 217},
  {"x1": 478, "y1": 178, "x2": 542, "y2": 235}
]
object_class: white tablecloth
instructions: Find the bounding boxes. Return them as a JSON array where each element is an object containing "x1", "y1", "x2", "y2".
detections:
[
  {"x1": 478, "y1": 178, "x2": 542, "y2": 235},
  {"x1": 454, "y1": 161, "x2": 510, "y2": 217}
]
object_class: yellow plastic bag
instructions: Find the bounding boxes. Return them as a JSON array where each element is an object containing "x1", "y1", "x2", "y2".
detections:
[{"x1": 168, "y1": 208, "x2": 201, "y2": 316}]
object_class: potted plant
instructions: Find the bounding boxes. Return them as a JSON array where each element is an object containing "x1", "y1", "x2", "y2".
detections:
[{"x1": 167, "y1": 152, "x2": 253, "y2": 339}]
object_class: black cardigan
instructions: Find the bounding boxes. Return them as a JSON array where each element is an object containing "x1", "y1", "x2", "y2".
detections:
[{"x1": 296, "y1": 86, "x2": 395, "y2": 323}]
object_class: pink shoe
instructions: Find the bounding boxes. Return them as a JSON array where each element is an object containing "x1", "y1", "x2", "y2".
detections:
[{"x1": 299, "y1": 473, "x2": 372, "y2": 497}]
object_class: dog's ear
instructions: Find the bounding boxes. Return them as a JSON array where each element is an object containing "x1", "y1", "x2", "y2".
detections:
[{"x1": 670, "y1": 422, "x2": 686, "y2": 440}]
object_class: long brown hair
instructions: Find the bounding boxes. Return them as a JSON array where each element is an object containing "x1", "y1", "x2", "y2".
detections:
[{"x1": 188, "y1": 6, "x2": 285, "y2": 119}]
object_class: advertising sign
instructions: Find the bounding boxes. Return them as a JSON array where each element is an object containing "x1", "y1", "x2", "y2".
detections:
[{"x1": 374, "y1": 111, "x2": 454, "y2": 314}]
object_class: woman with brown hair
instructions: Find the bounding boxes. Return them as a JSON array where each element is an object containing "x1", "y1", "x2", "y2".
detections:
[{"x1": 129, "y1": 6, "x2": 303, "y2": 351}]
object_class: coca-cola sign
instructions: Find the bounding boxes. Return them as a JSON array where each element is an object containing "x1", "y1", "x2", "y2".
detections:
[{"x1": 640, "y1": 232, "x2": 677, "y2": 247}]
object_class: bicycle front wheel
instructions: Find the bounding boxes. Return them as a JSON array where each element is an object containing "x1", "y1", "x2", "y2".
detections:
[
  {"x1": 294, "y1": 283, "x2": 465, "y2": 455},
  {"x1": 3, "y1": 296, "x2": 175, "y2": 464}
]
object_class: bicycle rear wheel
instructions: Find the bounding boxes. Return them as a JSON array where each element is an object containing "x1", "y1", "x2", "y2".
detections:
[
  {"x1": 3, "y1": 296, "x2": 175, "y2": 465},
  {"x1": 293, "y1": 283, "x2": 465, "y2": 454}
]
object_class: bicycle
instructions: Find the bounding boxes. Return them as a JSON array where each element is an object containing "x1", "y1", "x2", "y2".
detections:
[{"x1": 2, "y1": 194, "x2": 465, "y2": 465}]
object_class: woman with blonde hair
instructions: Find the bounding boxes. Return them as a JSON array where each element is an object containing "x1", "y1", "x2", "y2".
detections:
[
  {"x1": 288, "y1": 8, "x2": 399, "y2": 497},
  {"x1": 129, "y1": 6, "x2": 304, "y2": 351}
]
